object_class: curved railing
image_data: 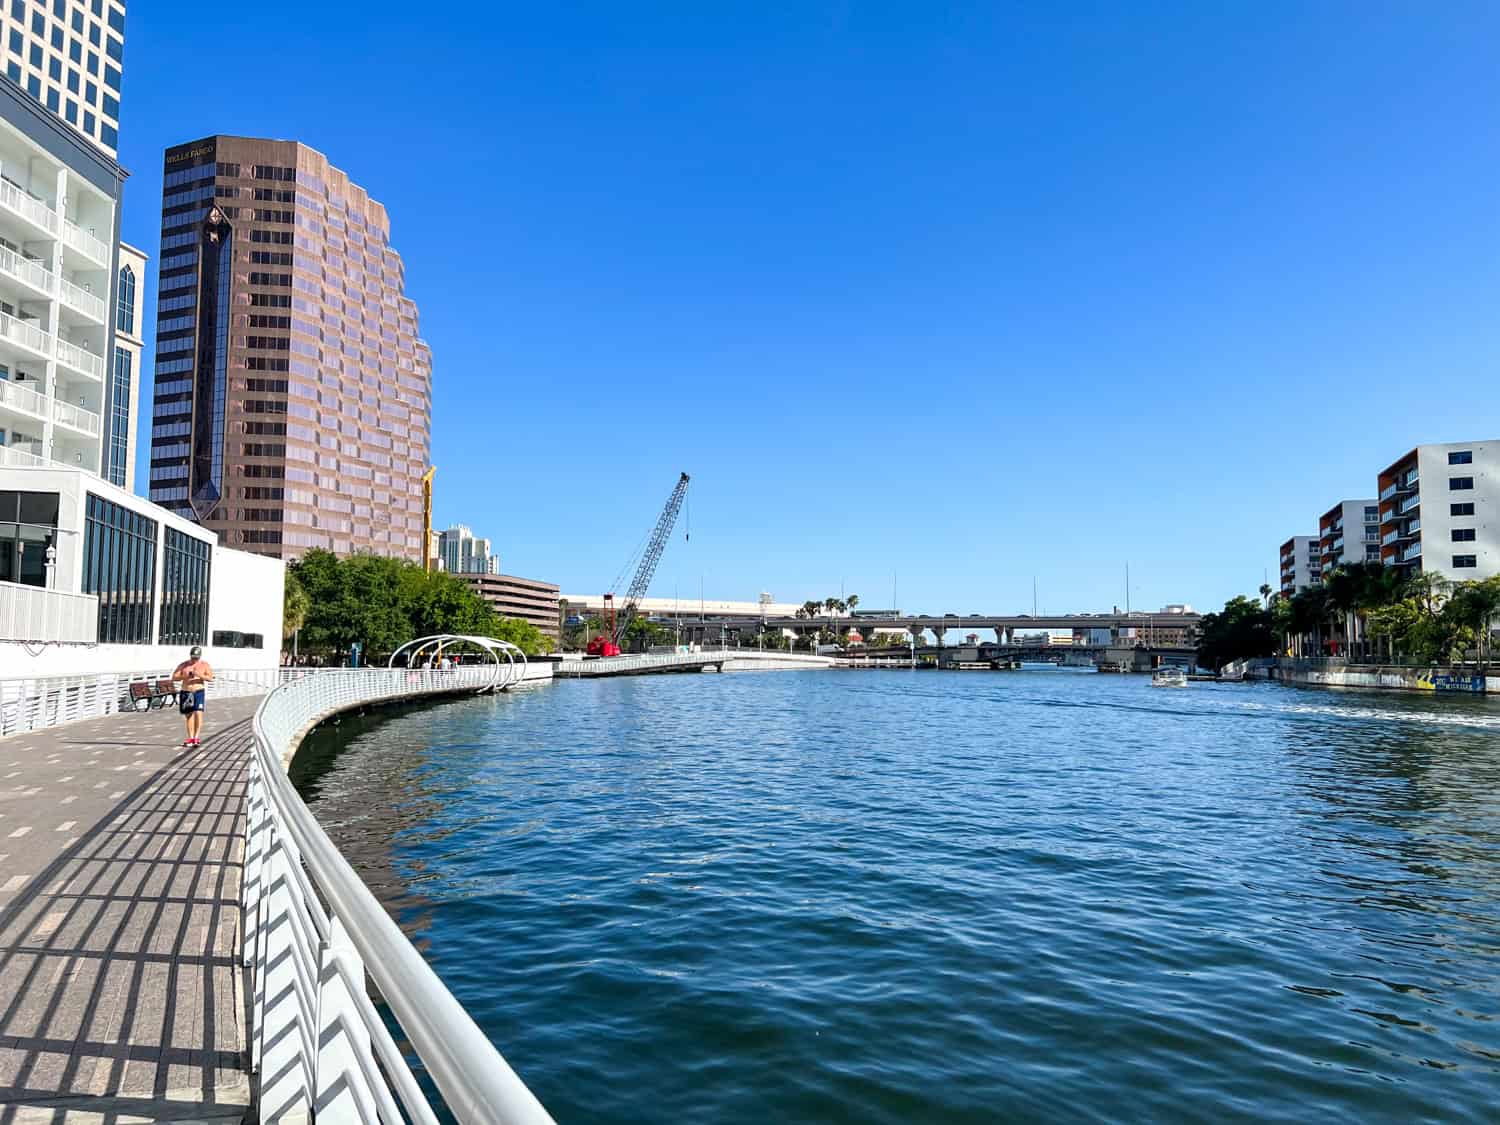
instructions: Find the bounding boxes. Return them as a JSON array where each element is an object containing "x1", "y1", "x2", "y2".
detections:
[{"x1": 244, "y1": 666, "x2": 555, "y2": 1124}]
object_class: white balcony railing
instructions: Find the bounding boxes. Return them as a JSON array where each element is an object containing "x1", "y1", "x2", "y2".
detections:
[
  {"x1": 52, "y1": 398, "x2": 100, "y2": 435},
  {"x1": 0, "y1": 377, "x2": 48, "y2": 420},
  {"x1": 0, "y1": 309, "x2": 50, "y2": 357},
  {"x1": 1398, "y1": 492, "x2": 1421, "y2": 515},
  {"x1": 62, "y1": 218, "x2": 109, "y2": 265},
  {"x1": 0, "y1": 443, "x2": 47, "y2": 467},
  {"x1": 58, "y1": 275, "x2": 107, "y2": 322},
  {"x1": 0, "y1": 176, "x2": 59, "y2": 234},
  {"x1": 55, "y1": 337, "x2": 104, "y2": 379},
  {"x1": 0, "y1": 579, "x2": 96, "y2": 643},
  {"x1": 0, "y1": 243, "x2": 54, "y2": 296}
]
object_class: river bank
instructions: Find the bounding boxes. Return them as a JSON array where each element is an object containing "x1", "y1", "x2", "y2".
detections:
[{"x1": 1239, "y1": 657, "x2": 1500, "y2": 695}]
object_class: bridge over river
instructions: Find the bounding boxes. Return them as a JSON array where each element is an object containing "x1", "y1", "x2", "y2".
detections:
[{"x1": 663, "y1": 610, "x2": 1200, "y2": 646}]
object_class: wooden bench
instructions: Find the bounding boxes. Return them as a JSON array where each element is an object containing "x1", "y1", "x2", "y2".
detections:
[{"x1": 126, "y1": 680, "x2": 178, "y2": 712}]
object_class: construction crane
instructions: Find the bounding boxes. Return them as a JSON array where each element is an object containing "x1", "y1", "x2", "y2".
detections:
[
  {"x1": 589, "y1": 471, "x2": 691, "y2": 656},
  {"x1": 420, "y1": 466, "x2": 437, "y2": 572}
]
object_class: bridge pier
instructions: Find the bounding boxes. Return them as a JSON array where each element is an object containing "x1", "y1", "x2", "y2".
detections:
[{"x1": 932, "y1": 627, "x2": 945, "y2": 648}]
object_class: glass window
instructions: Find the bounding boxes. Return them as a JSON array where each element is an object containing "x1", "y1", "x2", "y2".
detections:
[
  {"x1": 7, "y1": 29, "x2": 20, "y2": 53},
  {"x1": 100, "y1": 90, "x2": 115, "y2": 116},
  {"x1": 6, "y1": 61, "x2": 19, "y2": 83},
  {"x1": 27, "y1": 42, "x2": 39, "y2": 66},
  {"x1": 24, "y1": 73, "x2": 38, "y2": 97},
  {"x1": 103, "y1": 33, "x2": 119, "y2": 61},
  {"x1": 116, "y1": 263, "x2": 134, "y2": 332},
  {"x1": 1450, "y1": 476, "x2": 1474, "y2": 491},
  {"x1": 63, "y1": 96, "x2": 74, "y2": 122},
  {"x1": 159, "y1": 528, "x2": 211, "y2": 645},
  {"x1": 65, "y1": 66, "x2": 76, "y2": 91},
  {"x1": 67, "y1": 39, "x2": 78, "y2": 63},
  {"x1": 1453, "y1": 555, "x2": 1477, "y2": 569},
  {"x1": 98, "y1": 120, "x2": 115, "y2": 147},
  {"x1": 82, "y1": 493, "x2": 157, "y2": 643},
  {"x1": 9, "y1": 2, "x2": 23, "y2": 22},
  {"x1": 106, "y1": 6, "x2": 122, "y2": 34},
  {"x1": 82, "y1": 108, "x2": 93, "y2": 132},
  {"x1": 107, "y1": 349, "x2": 130, "y2": 486},
  {"x1": 46, "y1": 55, "x2": 58, "y2": 79},
  {"x1": 1452, "y1": 528, "x2": 1476, "y2": 542},
  {"x1": 48, "y1": 24, "x2": 60, "y2": 49},
  {"x1": 69, "y1": 8, "x2": 80, "y2": 31},
  {"x1": 43, "y1": 85, "x2": 56, "y2": 110},
  {"x1": 102, "y1": 60, "x2": 116, "y2": 89},
  {"x1": 1452, "y1": 502, "x2": 1475, "y2": 516},
  {"x1": 1448, "y1": 450, "x2": 1473, "y2": 465}
]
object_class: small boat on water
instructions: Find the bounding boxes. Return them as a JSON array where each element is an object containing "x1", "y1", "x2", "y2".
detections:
[{"x1": 1151, "y1": 666, "x2": 1188, "y2": 688}]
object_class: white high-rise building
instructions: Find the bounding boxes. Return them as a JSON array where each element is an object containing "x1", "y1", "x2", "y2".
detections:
[
  {"x1": 1318, "y1": 499, "x2": 1380, "y2": 572},
  {"x1": 0, "y1": 0, "x2": 125, "y2": 156},
  {"x1": 439, "y1": 524, "x2": 499, "y2": 575},
  {"x1": 0, "y1": 82, "x2": 123, "y2": 477},
  {"x1": 1279, "y1": 535, "x2": 1322, "y2": 598},
  {"x1": 1378, "y1": 440, "x2": 1499, "y2": 582}
]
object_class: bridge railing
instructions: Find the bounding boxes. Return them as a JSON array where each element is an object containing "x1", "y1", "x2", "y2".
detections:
[
  {"x1": 245, "y1": 665, "x2": 555, "y2": 1124},
  {"x1": 554, "y1": 650, "x2": 724, "y2": 677}
]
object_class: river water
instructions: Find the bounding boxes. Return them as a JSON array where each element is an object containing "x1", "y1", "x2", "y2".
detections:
[{"x1": 292, "y1": 669, "x2": 1500, "y2": 1123}]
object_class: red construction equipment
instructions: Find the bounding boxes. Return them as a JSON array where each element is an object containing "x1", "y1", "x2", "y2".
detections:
[{"x1": 590, "y1": 472, "x2": 690, "y2": 655}]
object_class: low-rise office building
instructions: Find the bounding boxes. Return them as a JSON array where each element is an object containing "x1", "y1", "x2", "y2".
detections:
[
  {"x1": 0, "y1": 465, "x2": 283, "y2": 676},
  {"x1": 1279, "y1": 536, "x2": 1322, "y2": 599},
  {"x1": 1378, "y1": 440, "x2": 1498, "y2": 582},
  {"x1": 459, "y1": 571, "x2": 559, "y2": 643},
  {"x1": 1319, "y1": 499, "x2": 1380, "y2": 572}
]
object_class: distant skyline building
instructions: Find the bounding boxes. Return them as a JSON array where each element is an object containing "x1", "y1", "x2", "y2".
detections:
[
  {"x1": 0, "y1": 0, "x2": 125, "y2": 156},
  {"x1": 147, "y1": 136, "x2": 433, "y2": 560},
  {"x1": 439, "y1": 522, "x2": 498, "y2": 574},
  {"x1": 1378, "y1": 440, "x2": 1497, "y2": 582},
  {"x1": 1279, "y1": 535, "x2": 1321, "y2": 599},
  {"x1": 458, "y1": 572, "x2": 559, "y2": 642}
]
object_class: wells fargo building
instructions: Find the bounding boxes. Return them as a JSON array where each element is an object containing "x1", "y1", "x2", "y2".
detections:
[{"x1": 147, "y1": 136, "x2": 432, "y2": 560}]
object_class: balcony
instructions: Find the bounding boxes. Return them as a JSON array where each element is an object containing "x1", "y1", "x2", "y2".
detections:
[
  {"x1": 1331, "y1": 537, "x2": 1344, "y2": 554},
  {"x1": 1397, "y1": 493, "x2": 1421, "y2": 516},
  {"x1": 0, "y1": 244, "x2": 53, "y2": 301},
  {"x1": 58, "y1": 276, "x2": 106, "y2": 323},
  {"x1": 1403, "y1": 519, "x2": 1420, "y2": 538},
  {"x1": 0, "y1": 310, "x2": 50, "y2": 360},
  {"x1": 0, "y1": 443, "x2": 47, "y2": 467},
  {"x1": 1363, "y1": 531, "x2": 1379, "y2": 543},
  {"x1": 1382, "y1": 528, "x2": 1400, "y2": 546},
  {"x1": 1401, "y1": 542, "x2": 1423, "y2": 563},
  {"x1": 0, "y1": 377, "x2": 47, "y2": 422},
  {"x1": 0, "y1": 176, "x2": 59, "y2": 237},
  {"x1": 54, "y1": 338, "x2": 104, "y2": 380},
  {"x1": 62, "y1": 218, "x2": 109, "y2": 267},
  {"x1": 0, "y1": 578, "x2": 97, "y2": 643},
  {"x1": 1379, "y1": 482, "x2": 1398, "y2": 502},
  {"x1": 51, "y1": 399, "x2": 100, "y2": 436}
]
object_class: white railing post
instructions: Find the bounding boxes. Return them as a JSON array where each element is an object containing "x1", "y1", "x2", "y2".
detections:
[
  {"x1": 254, "y1": 831, "x2": 316, "y2": 1124},
  {"x1": 314, "y1": 916, "x2": 381, "y2": 1123}
]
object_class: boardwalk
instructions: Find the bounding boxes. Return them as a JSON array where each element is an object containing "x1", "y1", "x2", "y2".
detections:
[{"x1": 0, "y1": 697, "x2": 261, "y2": 1124}]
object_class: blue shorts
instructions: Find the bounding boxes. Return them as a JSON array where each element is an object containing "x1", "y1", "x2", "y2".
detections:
[{"x1": 184, "y1": 689, "x2": 205, "y2": 713}]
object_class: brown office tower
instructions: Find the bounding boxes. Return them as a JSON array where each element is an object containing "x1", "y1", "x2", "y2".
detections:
[{"x1": 147, "y1": 136, "x2": 432, "y2": 560}]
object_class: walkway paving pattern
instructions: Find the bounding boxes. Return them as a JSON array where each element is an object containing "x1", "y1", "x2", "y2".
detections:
[{"x1": 0, "y1": 697, "x2": 261, "y2": 1124}]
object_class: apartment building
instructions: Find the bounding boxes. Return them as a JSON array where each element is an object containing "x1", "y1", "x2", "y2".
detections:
[
  {"x1": 1378, "y1": 440, "x2": 1498, "y2": 582},
  {"x1": 1279, "y1": 535, "x2": 1321, "y2": 598},
  {"x1": 439, "y1": 523, "x2": 498, "y2": 575},
  {"x1": 458, "y1": 571, "x2": 559, "y2": 643},
  {"x1": 0, "y1": 0, "x2": 125, "y2": 157},
  {"x1": 1318, "y1": 499, "x2": 1380, "y2": 572},
  {"x1": 147, "y1": 136, "x2": 433, "y2": 560},
  {"x1": 0, "y1": 77, "x2": 122, "y2": 477}
]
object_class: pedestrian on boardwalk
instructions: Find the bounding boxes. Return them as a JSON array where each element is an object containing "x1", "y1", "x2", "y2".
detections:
[{"x1": 172, "y1": 645, "x2": 215, "y2": 747}]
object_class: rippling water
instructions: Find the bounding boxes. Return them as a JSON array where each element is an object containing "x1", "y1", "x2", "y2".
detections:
[{"x1": 292, "y1": 669, "x2": 1500, "y2": 1123}]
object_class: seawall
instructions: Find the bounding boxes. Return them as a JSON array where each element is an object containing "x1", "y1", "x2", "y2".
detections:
[{"x1": 1249, "y1": 659, "x2": 1500, "y2": 696}]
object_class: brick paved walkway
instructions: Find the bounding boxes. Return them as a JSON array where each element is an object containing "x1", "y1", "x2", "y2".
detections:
[{"x1": 0, "y1": 697, "x2": 262, "y2": 1124}]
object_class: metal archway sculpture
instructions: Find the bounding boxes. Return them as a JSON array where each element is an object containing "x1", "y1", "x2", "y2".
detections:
[{"x1": 387, "y1": 633, "x2": 529, "y2": 692}]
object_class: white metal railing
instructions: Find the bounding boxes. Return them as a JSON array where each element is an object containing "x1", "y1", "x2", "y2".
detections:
[
  {"x1": 245, "y1": 665, "x2": 554, "y2": 1124},
  {"x1": 0, "y1": 666, "x2": 286, "y2": 737},
  {"x1": 0, "y1": 309, "x2": 49, "y2": 356},
  {"x1": 0, "y1": 243, "x2": 54, "y2": 295},
  {"x1": 0, "y1": 176, "x2": 59, "y2": 234},
  {"x1": 62, "y1": 218, "x2": 109, "y2": 265},
  {"x1": 58, "y1": 275, "x2": 107, "y2": 322},
  {"x1": 0, "y1": 579, "x2": 96, "y2": 643},
  {"x1": 554, "y1": 650, "x2": 728, "y2": 677},
  {"x1": 0, "y1": 376, "x2": 47, "y2": 420},
  {"x1": 0, "y1": 443, "x2": 47, "y2": 467},
  {"x1": 51, "y1": 398, "x2": 100, "y2": 435},
  {"x1": 55, "y1": 337, "x2": 104, "y2": 379}
]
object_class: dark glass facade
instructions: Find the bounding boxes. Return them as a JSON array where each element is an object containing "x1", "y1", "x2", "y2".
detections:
[
  {"x1": 106, "y1": 347, "x2": 130, "y2": 486},
  {"x1": 82, "y1": 492, "x2": 156, "y2": 644},
  {"x1": 158, "y1": 526, "x2": 210, "y2": 645},
  {"x1": 190, "y1": 206, "x2": 232, "y2": 519},
  {"x1": 0, "y1": 490, "x2": 59, "y2": 587}
]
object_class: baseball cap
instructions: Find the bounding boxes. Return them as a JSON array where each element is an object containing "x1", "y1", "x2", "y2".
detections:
[{"x1": 189, "y1": 646, "x2": 203, "y2": 658}]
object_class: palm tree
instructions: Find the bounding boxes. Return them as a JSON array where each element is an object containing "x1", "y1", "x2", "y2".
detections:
[
  {"x1": 1259, "y1": 583, "x2": 1272, "y2": 607},
  {"x1": 801, "y1": 599, "x2": 822, "y2": 620},
  {"x1": 1448, "y1": 577, "x2": 1500, "y2": 670},
  {"x1": 846, "y1": 593, "x2": 859, "y2": 614},
  {"x1": 1321, "y1": 568, "x2": 1360, "y2": 658}
]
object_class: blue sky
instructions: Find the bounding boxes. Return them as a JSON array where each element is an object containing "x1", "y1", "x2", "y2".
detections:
[{"x1": 120, "y1": 1, "x2": 1500, "y2": 614}]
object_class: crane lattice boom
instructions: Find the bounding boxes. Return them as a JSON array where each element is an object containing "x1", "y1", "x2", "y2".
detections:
[{"x1": 610, "y1": 472, "x2": 690, "y2": 644}]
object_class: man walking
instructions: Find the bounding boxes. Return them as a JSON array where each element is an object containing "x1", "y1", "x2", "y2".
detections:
[{"x1": 172, "y1": 645, "x2": 214, "y2": 747}]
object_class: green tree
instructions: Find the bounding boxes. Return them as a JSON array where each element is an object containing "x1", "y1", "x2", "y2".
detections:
[
  {"x1": 283, "y1": 570, "x2": 310, "y2": 641},
  {"x1": 1195, "y1": 595, "x2": 1276, "y2": 672}
]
